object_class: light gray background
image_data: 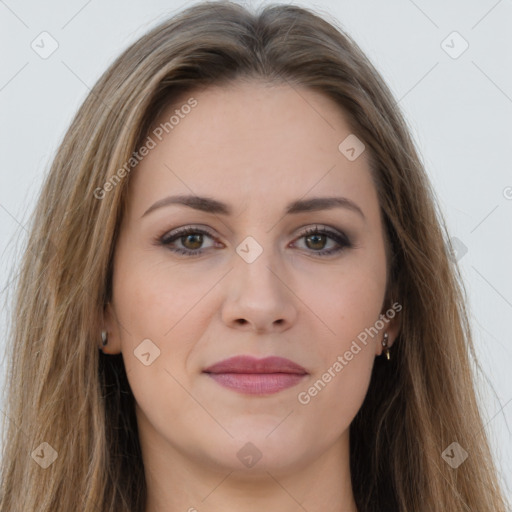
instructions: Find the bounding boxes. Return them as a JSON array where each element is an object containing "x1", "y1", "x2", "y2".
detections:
[{"x1": 1, "y1": 0, "x2": 511, "y2": 502}]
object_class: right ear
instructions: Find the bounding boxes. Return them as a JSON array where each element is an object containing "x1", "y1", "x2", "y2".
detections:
[{"x1": 100, "y1": 302, "x2": 122, "y2": 354}]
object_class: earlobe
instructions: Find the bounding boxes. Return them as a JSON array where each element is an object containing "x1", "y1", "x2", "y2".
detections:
[
  {"x1": 101, "y1": 330, "x2": 108, "y2": 347},
  {"x1": 381, "y1": 332, "x2": 391, "y2": 360},
  {"x1": 100, "y1": 302, "x2": 122, "y2": 354},
  {"x1": 377, "y1": 299, "x2": 402, "y2": 357},
  {"x1": 385, "y1": 311, "x2": 401, "y2": 348}
]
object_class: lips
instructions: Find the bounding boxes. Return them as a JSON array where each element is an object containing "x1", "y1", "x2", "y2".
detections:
[
  {"x1": 203, "y1": 355, "x2": 307, "y2": 395},
  {"x1": 203, "y1": 355, "x2": 307, "y2": 374}
]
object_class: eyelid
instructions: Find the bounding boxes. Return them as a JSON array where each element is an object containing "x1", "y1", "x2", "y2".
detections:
[
  {"x1": 160, "y1": 223, "x2": 347, "y2": 240},
  {"x1": 290, "y1": 225, "x2": 351, "y2": 252},
  {"x1": 159, "y1": 224, "x2": 217, "y2": 244},
  {"x1": 157, "y1": 223, "x2": 352, "y2": 257}
]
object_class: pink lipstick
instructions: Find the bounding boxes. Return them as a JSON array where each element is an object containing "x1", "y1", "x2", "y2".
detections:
[{"x1": 203, "y1": 355, "x2": 307, "y2": 395}]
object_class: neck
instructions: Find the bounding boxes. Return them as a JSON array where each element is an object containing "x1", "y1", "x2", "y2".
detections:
[{"x1": 139, "y1": 412, "x2": 359, "y2": 512}]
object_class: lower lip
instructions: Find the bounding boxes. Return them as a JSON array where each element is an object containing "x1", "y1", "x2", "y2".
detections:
[{"x1": 205, "y1": 373, "x2": 306, "y2": 395}]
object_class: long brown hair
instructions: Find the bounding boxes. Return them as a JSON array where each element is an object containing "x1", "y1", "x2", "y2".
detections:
[{"x1": 1, "y1": 1, "x2": 509, "y2": 511}]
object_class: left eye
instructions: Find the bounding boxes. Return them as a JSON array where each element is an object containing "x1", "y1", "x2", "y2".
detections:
[{"x1": 158, "y1": 225, "x2": 351, "y2": 257}]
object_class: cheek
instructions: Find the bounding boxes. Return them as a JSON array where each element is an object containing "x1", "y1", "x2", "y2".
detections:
[
  {"x1": 295, "y1": 275, "x2": 383, "y2": 442},
  {"x1": 112, "y1": 249, "x2": 213, "y2": 338},
  {"x1": 296, "y1": 347, "x2": 373, "y2": 450},
  {"x1": 296, "y1": 251, "x2": 386, "y2": 427},
  {"x1": 111, "y1": 250, "x2": 224, "y2": 391},
  {"x1": 111, "y1": 256, "x2": 207, "y2": 428},
  {"x1": 319, "y1": 254, "x2": 387, "y2": 350}
]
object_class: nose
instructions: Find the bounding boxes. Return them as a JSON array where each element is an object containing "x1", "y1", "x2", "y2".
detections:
[{"x1": 220, "y1": 246, "x2": 298, "y2": 334}]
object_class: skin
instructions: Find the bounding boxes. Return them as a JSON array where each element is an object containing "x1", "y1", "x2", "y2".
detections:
[{"x1": 104, "y1": 79, "x2": 399, "y2": 512}]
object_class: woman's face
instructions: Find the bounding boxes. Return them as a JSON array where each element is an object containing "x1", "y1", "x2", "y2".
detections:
[{"x1": 105, "y1": 80, "x2": 398, "y2": 475}]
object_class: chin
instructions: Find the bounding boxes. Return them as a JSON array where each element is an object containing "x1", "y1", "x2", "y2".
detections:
[{"x1": 192, "y1": 424, "x2": 314, "y2": 473}]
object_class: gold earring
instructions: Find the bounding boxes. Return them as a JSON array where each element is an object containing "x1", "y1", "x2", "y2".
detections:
[{"x1": 382, "y1": 332, "x2": 390, "y2": 360}]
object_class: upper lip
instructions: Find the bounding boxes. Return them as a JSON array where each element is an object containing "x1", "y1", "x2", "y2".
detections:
[{"x1": 203, "y1": 355, "x2": 308, "y2": 375}]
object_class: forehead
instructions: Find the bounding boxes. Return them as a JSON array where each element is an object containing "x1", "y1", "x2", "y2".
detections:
[{"x1": 126, "y1": 80, "x2": 379, "y2": 221}]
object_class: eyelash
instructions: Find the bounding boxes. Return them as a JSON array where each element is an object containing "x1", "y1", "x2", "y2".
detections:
[{"x1": 156, "y1": 225, "x2": 352, "y2": 257}]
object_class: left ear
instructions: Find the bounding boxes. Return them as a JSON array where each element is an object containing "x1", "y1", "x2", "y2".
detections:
[{"x1": 376, "y1": 299, "x2": 402, "y2": 356}]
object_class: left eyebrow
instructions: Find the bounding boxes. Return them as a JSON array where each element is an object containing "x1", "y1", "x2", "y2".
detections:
[
  {"x1": 286, "y1": 196, "x2": 365, "y2": 220},
  {"x1": 141, "y1": 194, "x2": 366, "y2": 221}
]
